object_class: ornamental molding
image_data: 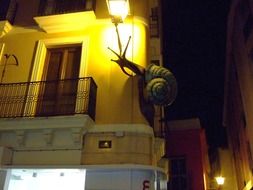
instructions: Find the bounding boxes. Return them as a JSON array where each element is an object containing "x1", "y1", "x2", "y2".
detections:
[
  {"x1": 0, "y1": 115, "x2": 94, "y2": 150},
  {"x1": 34, "y1": 11, "x2": 96, "y2": 33},
  {"x1": 0, "y1": 21, "x2": 12, "y2": 38}
]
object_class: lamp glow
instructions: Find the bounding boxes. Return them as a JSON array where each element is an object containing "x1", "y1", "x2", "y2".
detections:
[
  {"x1": 215, "y1": 176, "x2": 225, "y2": 185},
  {"x1": 106, "y1": 0, "x2": 129, "y2": 23}
]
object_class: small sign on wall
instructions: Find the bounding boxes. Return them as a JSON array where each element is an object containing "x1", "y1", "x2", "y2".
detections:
[{"x1": 98, "y1": 140, "x2": 112, "y2": 149}]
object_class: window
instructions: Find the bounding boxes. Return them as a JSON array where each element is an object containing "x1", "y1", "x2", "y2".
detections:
[
  {"x1": 31, "y1": 36, "x2": 88, "y2": 82},
  {"x1": 38, "y1": 0, "x2": 89, "y2": 16},
  {"x1": 25, "y1": 36, "x2": 88, "y2": 116},
  {"x1": 150, "y1": 7, "x2": 159, "y2": 38},
  {"x1": 6, "y1": 169, "x2": 86, "y2": 190},
  {"x1": 36, "y1": 46, "x2": 81, "y2": 115},
  {"x1": 168, "y1": 157, "x2": 187, "y2": 190},
  {"x1": 243, "y1": 15, "x2": 253, "y2": 42},
  {"x1": 0, "y1": 0, "x2": 17, "y2": 24}
]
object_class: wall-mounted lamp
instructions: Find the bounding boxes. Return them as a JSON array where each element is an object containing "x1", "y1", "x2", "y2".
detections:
[
  {"x1": 106, "y1": 0, "x2": 177, "y2": 127},
  {"x1": 215, "y1": 176, "x2": 225, "y2": 185},
  {"x1": 106, "y1": 0, "x2": 144, "y2": 76},
  {"x1": 0, "y1": 54, "x2": 19, "y2": 83},
  {"x1": 106, "y1": 0, "x2": 131, "y2": 58},
  {"x1": 215, "y1": 176, "x2": 225, "y2": 190},
  {"x1": 106, "y1": 0, "x2": 129, "y2": 24}
]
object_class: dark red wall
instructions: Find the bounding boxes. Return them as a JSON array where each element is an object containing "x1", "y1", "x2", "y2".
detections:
[{"x1": 166, "y1": 128, "x2": 206, "y2": 190}]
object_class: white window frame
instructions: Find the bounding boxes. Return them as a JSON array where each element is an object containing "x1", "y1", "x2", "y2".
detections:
[
  {"x1": 24, "y1": 36, "x2": 89, "y2": 116},
  {"x1": 31, "y1": 36, "x2": 89, "y2": 81}
]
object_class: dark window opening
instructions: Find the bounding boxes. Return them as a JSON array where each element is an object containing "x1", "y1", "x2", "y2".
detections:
[
  {"x1": 150, "y1": 7, "x2": 159, "y2": 38},
  {"x1": 168, "y1": 157, "x2": 188, "y2": 190},
  {"x1": 243, "y1": 15, "x2": 253, "y2": 42},
  {"x1": 36, "y1": 45, "x2": 81, "y2": 116},
  {"x1": 38, "y1": 0, "x2": 95, "y2": 16},
  {"x1": 0, "y1": 0, "x2": 17, "y2": 24}
]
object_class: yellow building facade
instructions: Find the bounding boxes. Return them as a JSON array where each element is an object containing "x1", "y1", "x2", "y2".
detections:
[
  {"x1": 0, "y1": 0, "x2": 169, "y2": 189},
  {"x1": 224, "y1": 0, "x2": 253, "y2": 189}
]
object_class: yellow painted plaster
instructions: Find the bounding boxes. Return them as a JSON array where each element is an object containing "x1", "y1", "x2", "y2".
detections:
[{"x1": 0, "y1": 16, "x2": 148, "y2": 125}]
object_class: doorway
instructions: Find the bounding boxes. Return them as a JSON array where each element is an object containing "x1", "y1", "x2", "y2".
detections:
[{"x1": 36, "y1": 45, "x2": 81, "y2": 116}]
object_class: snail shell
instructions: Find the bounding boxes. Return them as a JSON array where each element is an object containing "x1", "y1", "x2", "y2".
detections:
[{"x1": 145, "y1": 64, "x2": 177, "y2": 106}]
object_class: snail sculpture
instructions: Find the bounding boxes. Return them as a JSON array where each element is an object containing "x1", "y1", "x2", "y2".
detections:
[{"x1": 108, "y1": 36, "x2": 177, "y2": 127}]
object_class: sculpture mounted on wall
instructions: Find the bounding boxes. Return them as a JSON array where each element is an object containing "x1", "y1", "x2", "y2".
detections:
[{"x1": 108, "y1": 34, "x2": 177, "y2": 127}]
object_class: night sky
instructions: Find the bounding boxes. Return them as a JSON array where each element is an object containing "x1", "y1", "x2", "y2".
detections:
[{"x1": 161, "y1": 0, "x2": 231, "y2": 147}]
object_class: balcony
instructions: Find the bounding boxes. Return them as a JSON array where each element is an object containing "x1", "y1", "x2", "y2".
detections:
[
  {"x1": 37, "y1": 0, "x2": 95, "y2": 16},
  {"x1": 0, "y1": 77, "x2": 97, "y2": 120},
  {"x1": 0, "y1": 0, "x2": 17, "y2": 24},
  {"x1": 34, "y1": 0, "x2": 96, "y2": 33}
]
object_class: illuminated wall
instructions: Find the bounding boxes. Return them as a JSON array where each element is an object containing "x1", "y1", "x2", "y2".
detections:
[
  {"x1": 0, "y1": 0, "x2": 149, "y2": 125},
  {"x1": 166, "y1": 119, "x2": 210, "y2": 190},
  {"x1": 224, "y1": 0, "x2": 253, "y2": 189}
]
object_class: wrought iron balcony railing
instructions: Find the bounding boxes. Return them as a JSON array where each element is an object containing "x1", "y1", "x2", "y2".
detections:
[
  {"x1": 0, "y1": 77, "x2": 97, "y2": 120},
  {"x1": 0, "y1": 0, "x2": 17, "y2": 24},
  {"x1": 38, "y1": 0, "x2": 96, "y2": 16}
]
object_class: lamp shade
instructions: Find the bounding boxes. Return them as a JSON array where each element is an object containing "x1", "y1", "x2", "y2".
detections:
[{"x1": 106, "y1": 0, "x2": 129, "y2": 23}]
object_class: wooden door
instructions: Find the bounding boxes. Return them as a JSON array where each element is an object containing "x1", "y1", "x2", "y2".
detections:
[{"x1": 37, "y1": 46, "x2": 81, "y2": 116}]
